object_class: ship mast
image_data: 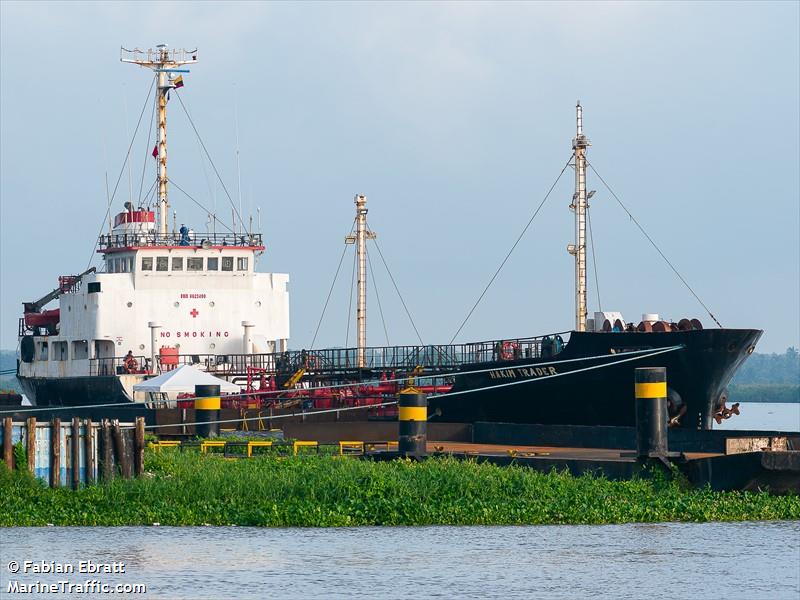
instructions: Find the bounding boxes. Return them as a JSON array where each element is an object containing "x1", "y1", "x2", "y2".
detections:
[
  {"x1": 569, "y1": 101, "x2": 591, "y2": 332},
  {"x1": 345, "y1": 195, "x2": 376, "y2": 368},
  {"x1": 121, "y1": 45, "x2": 197, "y2": 235}
]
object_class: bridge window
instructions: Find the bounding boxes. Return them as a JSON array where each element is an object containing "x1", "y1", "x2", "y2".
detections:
[
  {"x1": 187, "y1": 257, "x2": 203, "y2": 271},
  {"x1": 222, "y1": 257, "x2": 233, "y2": 271},
  {"x1": 88, "y1": 282, "x2": 101, "y2": 293},
  {"x1": 237, "y1": 257, "x2": 248, "y2": 271},
  {"x1": 172, "y1": 257, "x2": 184, "y2": 271},
  {"x1": 207, "y1": 257, "x2": 219, "y2": 271},
  {"x1": 72, "y1": 340, "x2": 89, "y2": 360},
  {"x1": 117, "y1": 257, "x2": 132, "y2": 273},
  {"x1": 156, "y1": 257, "x2": 169, "y2": 271},
  {"x1": 53, "y1": 341, "x2": 68, "y2": 361},
  {"x1": 142, "y1": 257, "x2": 153, "y2": 271},
  {"x1": 37, "y1": 341, "x2": 48, "y2": 361}
]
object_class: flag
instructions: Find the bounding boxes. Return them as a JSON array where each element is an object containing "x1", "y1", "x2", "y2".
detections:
[
  {"x1": 152, "y1": 145, "x2": 158, "y2": 158},
  {"x1": 173, "y1": 75, "x2": 184, "y2": 89}
]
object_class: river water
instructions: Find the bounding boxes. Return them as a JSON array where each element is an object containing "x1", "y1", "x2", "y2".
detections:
[
  {"x1": 1, "y1": 522, "x2": 799, "y2": 599},
  {"x1": 713, "y1": 402, "x2": 800, "y2": 432}
]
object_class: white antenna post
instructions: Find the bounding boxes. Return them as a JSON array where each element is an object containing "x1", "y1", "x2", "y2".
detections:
[{"x1": 121, "y1": 44, "x2": 197, "y2": 236}]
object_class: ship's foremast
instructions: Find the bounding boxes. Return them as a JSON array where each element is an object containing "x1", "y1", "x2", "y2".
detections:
[
  {"x1": 569, "y1": 102, "x2": 591, "y2": 332},
  {"x1": 121, "y1": 45, "x2": 197, "y2": 235}
]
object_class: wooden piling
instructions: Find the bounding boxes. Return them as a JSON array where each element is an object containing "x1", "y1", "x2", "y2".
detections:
[
  {"x1": 26, "y1": 417, "x2": 36, "y2": 474},
  {"x1": 84, "y1": 419, "x2": 95, "y2": 485},
  {"x1": 134, "y1": 417, "x2": 145, "y2": 477},
  {"x1": 112, "y1": 419, "x2": 131, "y2": 479},
  {"x1": 101, "y1": 419, "x2": 113, "y2": 482},
  {"x1": 71, "y1": 416, "x2": 81, "y2": 490},
  {"x1": 3, "y1": 417, "x2": 12, "y2": 471},
  {"x1": 51, "y1": 417, "x2": 61, "y2": 488}
]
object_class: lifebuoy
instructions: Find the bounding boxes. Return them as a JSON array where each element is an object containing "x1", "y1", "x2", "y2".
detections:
[
  {"x1": 500, "y1": 341, "x2": 519, "y2": 361},
  {"x1": 123, "y1": 357, "x2": 139, "y2": 373}
]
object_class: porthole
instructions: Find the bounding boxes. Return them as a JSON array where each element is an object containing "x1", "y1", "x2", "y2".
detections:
[
  {"x1": 127, "y1": 302, "x2": 133, "y2": 308},
  {"x1": 209, "y1": 301, "x2": 215, "y2": 307},
  {"x1": 174, "y1": 302, "x2": 180, "y2": 308},
  {"x1": 67, "y1": 306, "x2": 71, "y2": 312},
  {"x1": 139, "y1": 344, "x2": 145, "y2": 350},
  {"x1": 209, "y1": 343, "x2": 216, "y2": 350},
  {"x1": 255, "y1": 301, "x2": 262, "y2": 308}
]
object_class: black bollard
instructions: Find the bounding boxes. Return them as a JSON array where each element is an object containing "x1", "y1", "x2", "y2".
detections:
[
  {"x1": 195, "y1": 384, "x2": 221, "y2": 438},
  {"x1": 635, "y1": 367, "x2": 668, "y2": 458},
  {"x1": 398, "y1": 391, "x2": 427, "y2": 459}
]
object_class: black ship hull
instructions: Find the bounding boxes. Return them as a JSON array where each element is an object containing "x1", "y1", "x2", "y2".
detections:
[
  {"x1": 16, "y1": 375, "x2": 149, "y2": 422},
  {"x1": 16, "y1": 328, "x2": 762, "y2": 430},
  {"x1": 431, "y1": 328, "x2": 762, "y2": 429}
]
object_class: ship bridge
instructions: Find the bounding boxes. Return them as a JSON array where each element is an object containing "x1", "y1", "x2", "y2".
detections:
[
  {"x1": 15, "y1": 44, "x2": 290, "y2": 407},
  {"x1": 99, "y1": 207, "x2": 264, "y2": 253}
]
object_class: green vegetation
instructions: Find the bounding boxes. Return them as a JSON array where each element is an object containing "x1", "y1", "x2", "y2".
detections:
[
  {"x1": 728, "y1": 384, "x2": 800, "y2": 404},
  {"x1": 0, "y1": 349, "x2": 22, "y2": 394},
  {"x1": 2, "y1": 451, "x2": 798, "y2": 527},
  {"x1": 732, "y1": 347, "x2": 799, "y2": 386}
]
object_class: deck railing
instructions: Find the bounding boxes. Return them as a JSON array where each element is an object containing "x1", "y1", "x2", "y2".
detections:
[
  {"x1": 98, "y1": 232, "x2": 263, "y2": 250},
  {"x1": 88, "y1": 333, "x2": 569, "y2": 379},
  {"x1": 89, "y1": 355, "x2": 148, "y2": 376}
]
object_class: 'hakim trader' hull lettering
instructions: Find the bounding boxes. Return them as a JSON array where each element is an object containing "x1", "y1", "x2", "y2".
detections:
[
  {"x1": 160, "y1": 331, "x2": 230, "y2": 338},
  {"x1": 488, "y1": 366, "x2": 558, "y2": 380}
]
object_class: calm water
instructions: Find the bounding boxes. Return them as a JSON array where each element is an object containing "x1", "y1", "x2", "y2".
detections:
[
  {"x1": 714, "y1": 402, "x2": 800, "y2": 432},
  {"x1": 1, "y1": 522, "x2": 799, "y2": 599}
]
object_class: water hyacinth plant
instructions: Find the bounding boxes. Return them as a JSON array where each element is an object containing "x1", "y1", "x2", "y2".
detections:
[{"x1": 1, "y1": 451, "x2": 798, "y2": 527}]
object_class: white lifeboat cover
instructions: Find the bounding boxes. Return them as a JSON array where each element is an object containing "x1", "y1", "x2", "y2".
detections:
[{"x1": 133, "y1": 364, "x2": 240, "y2": 394}]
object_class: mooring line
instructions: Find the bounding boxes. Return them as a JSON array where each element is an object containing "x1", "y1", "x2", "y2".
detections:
[
  {"x1": 2, "y1": 346, "x2": 684, "y2": 415},
  {"x1": 121, "y1": 400, "x2": 401, "y2": 430},
  {"x1": 428, "y1": 345, "x2": 684, "y2": 399},
  {"x1": 124, "y1": 345, "x2": 683, "y2": 430}
]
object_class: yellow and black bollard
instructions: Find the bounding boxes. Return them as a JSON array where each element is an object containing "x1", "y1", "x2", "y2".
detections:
[
  {"x1": 195, "y1": 384, "x2": 221, "y2": 438},
  {"x1": 398, "y1": 391, "x2": 428, "y2": 459},
  {"x1": 634, "y1": 367, "x2": 668, "y2": 459}
]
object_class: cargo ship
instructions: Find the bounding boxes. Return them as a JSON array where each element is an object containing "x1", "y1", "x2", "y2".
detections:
[{"x1": 15, "y1": 45, "x2": 761, "y2": 429}]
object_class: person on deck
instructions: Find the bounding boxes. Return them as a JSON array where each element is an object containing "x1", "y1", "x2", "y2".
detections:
[{"x1": 123, "y1": 350, "x2": 139, "y2": 374}]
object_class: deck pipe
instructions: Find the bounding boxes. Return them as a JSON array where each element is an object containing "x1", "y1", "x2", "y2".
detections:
[
  {"x1": 398, "y1": 391, "x2": 428, "y2": 459},
  {"x1": 635, "y1": 367, "x2": 668, "y2": 458},
  {"x1": 195, "y1": 384, "x2": 221, "y2": 438}
]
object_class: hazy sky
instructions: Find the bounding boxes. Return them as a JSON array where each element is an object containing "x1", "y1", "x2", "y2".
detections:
[{"x1": 1, "y1": 1, "x2": 798, "y2": 353}]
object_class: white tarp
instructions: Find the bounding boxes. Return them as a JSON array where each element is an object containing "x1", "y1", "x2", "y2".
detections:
[{"x1": 133, "y1": 364, "x2": 239, "y2": 394}]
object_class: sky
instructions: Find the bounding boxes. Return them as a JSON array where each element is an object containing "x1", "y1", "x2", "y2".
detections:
[{"x1": 1, "y1": 1, "x2": 798, "y2": 354}]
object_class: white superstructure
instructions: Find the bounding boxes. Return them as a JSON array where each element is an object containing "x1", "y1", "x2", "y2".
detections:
[{"x1": 17, "y1": 45, "x2": 290, "y2": 403}]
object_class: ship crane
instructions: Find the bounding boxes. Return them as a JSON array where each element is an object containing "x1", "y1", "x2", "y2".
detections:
[
  {"x1": 21, "y1": 267, "x2": 96, "y2": 335},
  {"x1": 23, "y1": 267, "x2": 96, "y2": 315}
]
